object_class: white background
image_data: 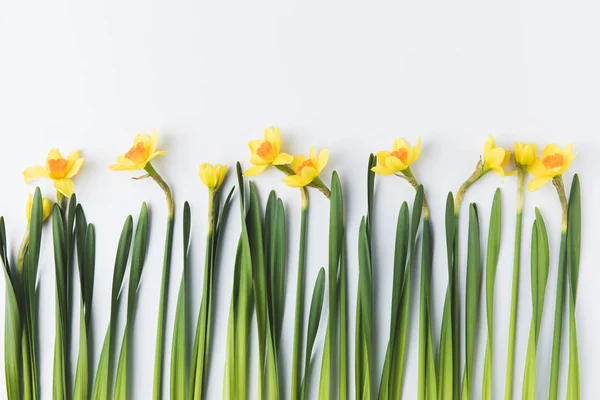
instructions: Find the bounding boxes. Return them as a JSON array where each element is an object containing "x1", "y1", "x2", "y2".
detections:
[{"x1": 0, "y1": 1, "x2": 598, "y2": 398}]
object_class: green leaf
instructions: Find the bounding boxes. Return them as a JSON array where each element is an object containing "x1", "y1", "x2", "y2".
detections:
[
  {"x1": 438, "y1": 192, "x2": 456, "y2": 400},
  {"x1": 379, "y1": 202, "x2": 409, "y2": 400},
  {"x1": 300, "y1": 267, "x2": 326, "y2": 400},
  {"x1": 567, "y1": 174, "x2": 581, "y2": 400},
  {"x1": 1, "y1": 217, "x2": 22, "y2": 400},
  {"x1": 482, "y1": 189, "x2": 502, "y2": 400},
  {"x1": 291, "y1": 192, "x2": 309, "y2": 400},
  {"x1": 461, "y1": 203, "x2": 481, "y2": 400},
  {"x1": 115, "y1": 203, "x2": 149, "y2": 400},
  {"x1": 52, "y1": 204, "x2": 68, "y2": 400},
  {"x1": 319, "y1": 171, "x2": 344, "y2": 400},
  {"x1": 74, "y1": 223, "x2": 95, "y2": 400},
  {"x1": 356, "y1": 217, "x2": 373, "y2": 399},
  {"x1": 418, "y1": 218, "x2": 438, "y2": 399},
  {"x1": 170, "y1": 202, "x2": 191, "y2": 400},
  {"x1": 91, "y1": 215, "x2": 134, "y2": 400}
]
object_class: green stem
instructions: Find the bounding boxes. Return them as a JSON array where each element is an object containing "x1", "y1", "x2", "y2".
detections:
[
  {"x1": 504, "y1": 169, "x2": 525, "y2": 400},
  {"x1": 454, "y1": 160, "x2": 486, "y2": 214},
  {"x1": 190, "y1": 192, "x2": 216, "y2": 399},
  {"x1": 146, "y1": 162, "x2": 175, "y2": 400},
  {"x1": 398, "y1": 168, "x2": 430, "y2": 219},
  {"x1": 549, "y1": 176, "x2": 568, "y2": 400},
  {"x1": 291, "y1": 188, "x2": 308, "y2": 400},
  {"x1": 453, "y1": 161, "x2": 486, "y2": 399}
]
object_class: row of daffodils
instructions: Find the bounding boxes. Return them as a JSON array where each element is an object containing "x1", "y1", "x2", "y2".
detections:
[{"x1": 5, "y1": 128, "x2": 580, "y2": 400}]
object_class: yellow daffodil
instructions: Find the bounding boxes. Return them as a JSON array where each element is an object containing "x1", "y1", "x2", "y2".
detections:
[
  {"x1": 371, "y1": 137, "x2": 422, "y2": 176},
  {"x1": 282, "y1": 148, "x2": 329, "y2": 188},
  {"x1": 527, "y1": 143, "x2": 575, "y2": 192},
  {"x1": 110, "y1": 129, "x2": 167, "y2": 171},
  {"x1": 514, "y1": 142, "x2": 538, "y2": 169},
  {"x1": 199, "y1": 163, "x2": 227, "y2": 190},
  {"x1": 25, "y1": 194, "x2": 52, "y2": 223},
  {"x1": 243, "y1": 126, "x2": 293, "y2": 176},
  {"x1": 23, "y1": 149, "x2": 84, "y2": 197},
  {"x1": 482, "y1": 135, "x2": 514, "y2": 177}
]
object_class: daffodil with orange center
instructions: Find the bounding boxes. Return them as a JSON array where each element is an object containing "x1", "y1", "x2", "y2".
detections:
[
  {"x1": 110, "y1": 129, "x2": 167, "y2": 171},
  {"x1": 371, "y1": 137, "x2": 422, "y2": 176},
  {"x1": 23, "y1": 149, "x2": 84, "y2": 197},
  {"x1": 243, "y1": 126, "x2": 293, "y2": 176},
  {"x1": 527, "y1": 143, "x2": 575, "y2": 192},
  {"x1": 282, "y1": 148, "x2": 329, "y2": 188},
  {"x1": 110, "y1": 129, "x2": 174, "y2": 398}
]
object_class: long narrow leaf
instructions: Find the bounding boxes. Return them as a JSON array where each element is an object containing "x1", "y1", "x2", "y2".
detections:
[
  {"x1": 482, "y1": 189, "x2": 502, "y2": 400},
  {"x1": 91, "y1": 215, "x2": 133, "y2": 400}
]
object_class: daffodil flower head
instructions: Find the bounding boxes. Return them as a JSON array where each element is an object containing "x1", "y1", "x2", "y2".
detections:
[
  {"x1": 527, "y1": 143, "x2": 575, "y2": 192},
  {"x1": 199, "y1": 163, "x2": 227, "y2": 191},
  {"x1": 25, "y1": 193, "x2": 53, "y2": 223},
  {"x1": 282, "y1": 147, "x2": 329, "y2": 188},
  {"x1": 371, "y1": 137, "x2": 422, "y2": 176},
  {"x1": 482, "y1": 135, "x2": 514, "y2": 178},
  {"x1": 23, "y1": 149, "x2": 84, "y2": 197},
  {"x1": 243, "y1": 126, "x2": 293, "y2": 177},
  {"x1": 110, "y1": 129, "x2": 167, "y2": 171},
  {"x1": 514, "y1": 142, "x2": 538, "y2": 169}
]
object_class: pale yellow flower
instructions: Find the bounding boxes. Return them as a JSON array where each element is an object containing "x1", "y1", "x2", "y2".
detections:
[
  {"x1": 482, "y1": 135, "x2": 514, "y2": 178},
  {"x1": 527, "y1": 143, "x2": 575, "y2": 191},
  {"x1": 199, "y1": 163, "x2": 227, "y2": 190},
  {"x1": 282, "y1": 148, "x2": 329, "y2": 188},
  {"x1": 110, "y1": 129, "x2": 167, "y2": 171},
  {"x1": 371, "y1": 137, "x2": 422, "y2": 176},
  {"x1": 23, "y1": 149, "x2": 84, "y2": 197},
  {"x1": 243, "y1": 126, "x2": 293, "y2": 176},
  {"x1": 514, "y1": 142, "x2": 538, "y2": 168}
]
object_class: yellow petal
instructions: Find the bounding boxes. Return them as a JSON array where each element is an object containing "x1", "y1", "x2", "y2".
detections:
[
  {"x1": 272, "y1": 152, "x2": 293, "y2": 166},
  {"x1": 483, "y1": 135, "x2": 496, "y2": 155},
  {"x1": 407, "y1": 137, "x2": 422, "y2": 165},
  {"x1": 527, "y1": 158, "x2": 547, "y2": 177},
  {"x1": 392, "y1": 138, "x2": 409, "y2": 152},
  {"x1": 264, "y1": 126, "x2": 281, "y2": 153},
  {"x1": 250, "y1": 154, "x2": 271, "y2": 166},
  {"x1": 23, "y1": 166, "x2": 49, "y2": 182},
  {"x1": 300, "y1": 165, "x2": 318, "y2": 183},
  {"x1": 149, "y1": 129, "x2": 159, "y2": 154},
  {"x1": 133, "y1": 134, "x2": 153, "y2": 154},
  {"x1": 42, "y1": 198, "x2": 53, "y2": 222},
  {"x1": 199, "y1": 163, "x2": 218, "y2": 189},
  {"x1": 147, "y1": 150, "x2": 167, "y2": 163},
  {"x1": 376, "y1": 151, "x2": 391, "y2": 167},
  {"x1": 309, "y1": 147, "x2": 317, "y2": 164},
  {"x1": 317, "y1": 149, "x2": 329, "y2": 174},
  {"x1": 67, "y1": 157, "x2": 84, "y2": 179},
  {"x1": 54, "y1": 178, "x2": 75, "y2": 197},
  {"x1": 484, "y1": 147, "x2": 506, "y2": 169},
  {"x1": 527, "y1": 176, "x2": 553, "y2": 192},
  {"x1": 215, "y1": 164, "x2": 228, "y2": 188},
  {"x1": 282, "y1": 174, "x2": 311, "y2": 188},
  {"x1": 385, "y1": 155, "x2": 407, "y2": 172},
  {"x1": 542, "y1": 144, "x2": 563, "y2": 159},
  {"x1": 110, "y1": 155, "x2": 139, "y2": 171},
  {"x1": 243, "y1": 164, "x2": 268, "y2": 177},
  {"x1": 248, "y1": 140, "x2": 263, "y2": 154},
  {"x1": 371, "y1": 166, "x2": 394, "y2": 176},
  {"x1": 46, "y1": 148, "x2": 63, "y2": 163}
]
